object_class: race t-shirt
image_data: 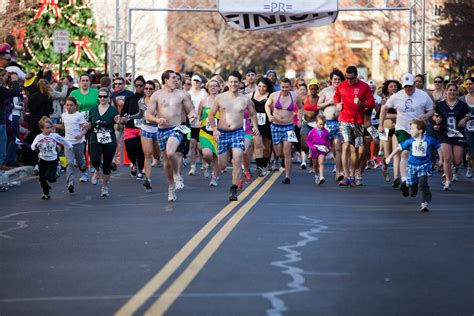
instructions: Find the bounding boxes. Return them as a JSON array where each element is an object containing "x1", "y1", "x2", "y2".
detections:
[
  {"x1": 334, "y1": 80, "x2": 375, "y2": 124},
  {"x1": 434, "y1": 100, "x2": 470, "y2": 134},
  {"x1": 399, "y1": 134, "x2": 439, "y2": 166},
  {"x1": 31, "y1": 133, "x2": 72, "y2": 161},
  {"x1": 62, "y1": 111, "x2": 87, "y2": 144},
  {"x1": 385, "y1": 88, "x2": 433, "y2": 132},
  {"x1": 88, "y1": 106, "x2": 120, "y2": 146}
]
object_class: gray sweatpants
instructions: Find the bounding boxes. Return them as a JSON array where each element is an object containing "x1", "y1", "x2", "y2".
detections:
[{"x1": 66, "y1": 142, "x2": 86, "y2": 185}]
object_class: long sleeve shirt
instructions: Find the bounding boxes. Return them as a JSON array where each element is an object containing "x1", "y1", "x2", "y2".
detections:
[
  {"x1": 31, "y1": 133, "x2": 72, "y2": 161},
  {"x1": 334, "y1": 80, "x2": 375, "y2": 124},
  {"x1": 306, "y1": 128, "x2": 331, "y2": 152}
]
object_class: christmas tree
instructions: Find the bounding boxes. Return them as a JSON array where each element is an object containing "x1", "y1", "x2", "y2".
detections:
[{"x1": 6, "y1": 0, "x2": 105, "y2": 73}]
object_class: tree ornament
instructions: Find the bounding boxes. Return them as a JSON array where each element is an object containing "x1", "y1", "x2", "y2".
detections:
[
  {"x1": 48, "y1": 17, "x2": 56, "y2": 25},
  {"x1": 42, "y1": 36, "x2": 51, "y2": 49},
  {"x1": 86, "y1": 18, "x2": 92, "y2": 26}
]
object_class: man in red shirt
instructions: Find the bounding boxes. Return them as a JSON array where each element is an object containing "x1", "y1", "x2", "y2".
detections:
[{"x1": 334, "y1": 66, "x2": 375, "y2": 187}]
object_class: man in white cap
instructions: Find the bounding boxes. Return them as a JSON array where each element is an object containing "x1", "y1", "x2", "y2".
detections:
[{"x1": 379, "y1": 73, "x2": 434, "y2": 196}]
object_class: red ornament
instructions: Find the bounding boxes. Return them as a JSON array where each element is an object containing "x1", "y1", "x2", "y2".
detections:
[
  {"x1": 73, "y1": 37, "x2": 97, "y2": 64},
  {"x1": 34, "y1": 0, "x2": 62, "y2": 20}
]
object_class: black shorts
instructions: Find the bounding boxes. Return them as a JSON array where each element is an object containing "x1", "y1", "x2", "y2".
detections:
[
  {"x1": 177, "y1": 134, "x2": 189, "y2": 156},
  {"x1": 437, "y1": 134, "x2": 467, "y2": 147},
  {"x1": 190, "y1": 127, "x2": 200, "y2": 140},
  {"x1": 257, "y1": 123, "x2": 272, "y2": 140}
]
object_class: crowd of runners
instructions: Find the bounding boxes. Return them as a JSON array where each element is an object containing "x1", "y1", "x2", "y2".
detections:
[{"x1": 1, "y1": 42, "x2": 473, "y2": 210}]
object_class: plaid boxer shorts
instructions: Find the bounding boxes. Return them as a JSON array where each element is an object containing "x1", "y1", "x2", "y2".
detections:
[
  {"x1": 218, "y1": 128, "x2": 245, "y2": 155},
  {"x1": 406, "y1": 162, "x2": 433, "y2": 186},
  {"x1": 140, "y1": 128, "x2": 158, "y2": 140},
  {"x1": 271, "y1": 123, "x2": 294, "y2": 145},
  {"x1": 157, "y1": 126, "x2": 184, "y2": 152}
]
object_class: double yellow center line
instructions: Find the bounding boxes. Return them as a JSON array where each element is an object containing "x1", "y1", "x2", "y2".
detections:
[{"x1": 115, "y1": 171, "x2": 282, "y2": 316}]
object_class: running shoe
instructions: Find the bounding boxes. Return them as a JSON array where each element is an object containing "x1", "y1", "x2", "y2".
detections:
[
  {"x1": 443, "y1": 181, "x2": 451, "y2": 191},
  {"x1": 89, "y1": 166, "x2": 96, "y2": 174},
  {"x1": 41, "y1": 194, "x2": 51, "y2": 200},
  {"x1": 168, "y1": 185, "x2": 177, "y2": 202},
  {"x1": 336, "y1": 174, "x2": 344, "y2": 182},
  {"x1": 261, "y1": 167, "x2": 268, "y2": 176},
  {"x1": 237, "y1": 179, "x2": 244, "y2": 191},
  {"x1": 136, "y1": 172, "x2": 144, "y2": 180},
  {"x1": 91, "y1": 172, "x2": 99, "y2": 185},
  {"x1": 365, "y1": 161, "x2": 372, "y2": 170},
  {"x1": 256, "y1": 166, "x2": 263, "y2": 177},
  {"x1": 33, "y1": 164, "x2": 39, "y2": 175},
  {"x1": 101, "y1": 186, "x2": 109, "y2": 197},
  {"x1": 110, "y1": 163, "x2": 117, "y2": 171},
  {"x1": 410, "y1": 185, "x2": 418, "y2": 197},
  {"x1": 466, "y1": 167, "x2": 472, "y2": 179},
  {"x1": 175, "y1": 175, "x2": 184, "y2": 190},
  {"x1": 314, "y1": 175, "x2": 320, "y2": 184},
  {"x1": 268, "y1": 160, "x2": 274, "y2": 172},
  {"x1": 79, "y1": 172, "x2": 89, "y2": 183},
  {"x1": 373, "y1": 157, "x2": 380, "y2": 169},
  {"x1": 392, "y1": 177, "x2": 401, "y2": 188},
  {"x1": 143, "y1": 178, "x2": 152, "y2": 193},
  {"x1": 209, "y1": 176, "x2": 218, "y2": 187},
  {"x1": 204, "y1": 168, "x2": 211, "y2": 179},
  {"x1": 452, "y1": 172, "x2": 459, "y2": 182},
  {"x1": 338, "y1": 177, "x2": 352, "y2": 187},
  {"x1": 301, "y1": 161, "x2": 307, "y2": 170},
  {"x1": 332, "y1": 166, "x2": 336, "y2": 174},
  {"x1": 282, "y1": 177, "x2": 291, "y2": 184},
  {"x1": 354, "y1": 175, "x2": 363, "y2": 186},
  {"x1": 188, "y1": 165, "x2": 196, "y2": 176},
  {"x1": 309, "y1": 168, "x2": 315, "y2": 174},
  {"x1": 130, "y1": 166, "x2": 137, "y2": 177},
  {"x1": 273, "y1": 161, "x2": 281, "y2": 171},
  {"x1": 420, "y1": 202, "x2": 429, "y2": 212},
  {"x1": 67, "y1": 183, "x2": 75, "y2": 193},
  {"x1": 244, "y1": 171, "x2": 252, "y2": 183},
  {"x1": 400, "y1": 181, "x2": 409, "y2": 197},
  {"x1": 229, "y1": 185, "x2": 238, "y2": 201},
  {"x1": 319, "y1": 177, "x2": 326, "y2": 184}
]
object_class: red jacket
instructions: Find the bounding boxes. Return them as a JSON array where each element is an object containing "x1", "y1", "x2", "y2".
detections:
[{"x1": 334, "y1": 80, "x2": 375, "y2": 124}]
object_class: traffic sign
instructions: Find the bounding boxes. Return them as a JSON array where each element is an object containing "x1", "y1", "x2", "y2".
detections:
[{"x1": 53, "y1": 30, "x2": 69, "y2": 54}]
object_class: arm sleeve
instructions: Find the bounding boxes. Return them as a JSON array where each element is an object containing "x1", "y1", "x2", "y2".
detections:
[
  {"x1": 51, "y1": 85, "x2": 68, "y2": 99},
  {"x1": 31, "y1": 134, "x2": 42, "y2": 150},
  {"x1": 399, "y1": 138, "x2": 412, "y2": 151},
  {"x1": 306, "y1": 131, "x2": 315, "y2": 149},
  {"x1": 53, "y1": 133, "x2": 73, "y2": 148}
]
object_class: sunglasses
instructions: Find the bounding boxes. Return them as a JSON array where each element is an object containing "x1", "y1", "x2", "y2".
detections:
[
  {"x1": 184, "y1": 82, "x2": 191, "y2": 85},
  {"x1": 434, "y1": 80, "x2": 442, "y2": 83},
  {"x1": 144, "y1": 87, "x2": 154, "y2": 90},
  {"x1": 135, "y1": 84, "x2": 144, "y2": 88},
  {"x1": 98, "y1": 95, "x2": 109, "y2": 98}
]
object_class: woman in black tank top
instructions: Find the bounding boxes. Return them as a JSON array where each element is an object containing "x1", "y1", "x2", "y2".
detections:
[{"x1": 252, "y1": 77, "x2": 274, "y2": 176}]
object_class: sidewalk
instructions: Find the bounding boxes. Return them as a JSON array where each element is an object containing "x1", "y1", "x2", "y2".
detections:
[{"x1": 0, "y1": 165, "x2": 34, "y2": 190}]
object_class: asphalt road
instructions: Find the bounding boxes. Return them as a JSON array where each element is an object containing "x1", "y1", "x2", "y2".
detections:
[{"x1": 1, "y1": 164, "x2": 473, "y2": 316}]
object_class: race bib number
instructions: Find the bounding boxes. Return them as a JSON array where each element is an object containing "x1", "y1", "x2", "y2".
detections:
[
  {"x1": 287, "y1": 130, "x2": 298, "y2": 142},
  {"x1": 367, "y1": 126, "x2": 379, "y2": 139},
  {"x1": 175, "y1": 125, "x2": 191, "y2": 134},
  {"x1": 412, "y1": 140, "x2": 428, "y2": 157},
  {"x1": 447, "y1": 129, "x2": 464, "y2": 138},
  {"x1": 206, "y1": 118, "x2": 217, "y2": 131},
  {"x1": 97, "y1": 131, "x2": 112, "y2": 144},
  {"x1": 257, "y1": 113, "x2": 266, "y2": 125},
  {"x1": 379, "y1": 128, "x2": 389, "y2": 141},
  {"x1": 81, "y1": 111, "x2": 89, "y2": 121},
  {"x1": 134, "y1": 119, "x2": 143, "y2": 128},
  {"x1": 316, "y1": 145, "x2": 329, "y2": 152},
  {"x1": 354, "y1": 136, "x2": 363, "y2": 147},
  {"x1": 466, "y1": 120, "x2": 474, "y2": 132}
]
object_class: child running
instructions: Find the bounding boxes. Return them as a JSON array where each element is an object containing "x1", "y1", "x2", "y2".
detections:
[
  {"x1": 385, "y1": 119, "x2": 440, "y2": 212},
  {"x1": 58, "y1": 96, "x2": 90, "y2": 193},
  {"x1": 306, "y1": 115, "x2": 331, "y2": 184},
  {"x1": 31, "y1": 116, "x2": 72, "y2": 200}
]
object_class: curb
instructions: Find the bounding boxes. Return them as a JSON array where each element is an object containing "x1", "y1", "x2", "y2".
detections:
[{"x1": 0, "y1": 166, "x2": 35, "y2": 187}]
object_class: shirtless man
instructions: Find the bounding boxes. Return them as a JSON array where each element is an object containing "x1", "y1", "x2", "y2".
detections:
[
  {"x1": 318, "y1": 69, "x2": 344, "y2": 181},
  {"x1": 146, "y1": 70, "x2": 197, "y2": 202},
  {"x1": 244, "y1": 69, "x2": 257, "y2": 94},
  {"x1": 208, "y1": 71, "x2": 259, "y2": 201},
  {"x1": 265, "y1": 77, "x2": 303, "y2": 184}
]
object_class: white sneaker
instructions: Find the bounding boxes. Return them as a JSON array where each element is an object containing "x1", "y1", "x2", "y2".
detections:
[
  {"x1": 209, "y1": 176, "x2": 218, "y2": 187},
  {"x1": 443, "y1": 181, "x2": 451, "y2": 191},
  {"x1": 175, "y1": 175, "x2": 184, "y2": 190},
  {"x1": 355, "y1": 174, "x2": 363, "y2": 186},
  {"x1": 300, "y1": 161, "x2": 307, "y2": 170},
  {"x1": 100, "y1": 186, "x2": 109, "y2": 197},
  {"x1": 319, "y1": 176, "x2": 326, "y2": 184},
  {"x1": 308, "y1": 168, "x2": 315, "y2": 174},
  {"x1": 204, "y1": 168, "x2": 211, "y2": 179},
  {"x1": 452, "y1": 172, "x2": 459, "y2": 182},
  {"x1": 188, "y1": 165, "x2": 196, "y2": 176},
  {"x1": 466, "y1": 167, "x2": 472, "y2": 179},
  {"x1": 79, "y1": 172, "x2": 89, "y2": 183},
  {"x1": 420, "y1": 202, "x2": 429, "y2": 212},
  {"x1": 332, "y1": 166, "x2": 336, "y2": 174},
  {"x1": 314, "y1": 175, "x2": 320, "y2": 184},
  {"x1": 168, "y1": 185, "x2": 177, "y2": 202},
  {"x1": 91, "y1": 172, "x2": 99, "y2": 185}
]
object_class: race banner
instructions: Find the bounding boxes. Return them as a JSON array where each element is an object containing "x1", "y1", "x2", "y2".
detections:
[{"x1": 218, "y1": 0, "x2": 338, "y2": 31}]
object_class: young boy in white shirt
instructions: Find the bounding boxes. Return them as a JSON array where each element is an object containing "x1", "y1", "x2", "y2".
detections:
[{"x1": 31, "y1": 116, "x2": 72, "y2": 200}]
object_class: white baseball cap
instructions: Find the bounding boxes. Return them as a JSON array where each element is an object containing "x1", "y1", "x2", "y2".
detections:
[
  {"x1": 6, "y1": 66, "x2": 26, "y2": 81},
  {"x1": 191, "y1": 75, "x2": 202, "y2": 82},
  {"x1": 401, "y1": 73, "x2": 415, "y2": 87}
]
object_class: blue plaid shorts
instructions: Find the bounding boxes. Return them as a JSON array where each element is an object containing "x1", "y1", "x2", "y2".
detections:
[
  {"x1": 325, "y1": 119, "x2": 340, "y2": 141},
  {"x1": 157, "y1": 126, "x2": 184, "y2": 152},
  {"x1": 140, "y1": 128, "x2": 158, "y2": 140},
  {"x1": 218, "y1": 128, "x2": 245, "y2": 155},
  {"x1": 406, "y1": 162, "x2": 433, "y2": 186},
  {"x1": 271, "y1": 123, "x2": 294, "y2": 145}
]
